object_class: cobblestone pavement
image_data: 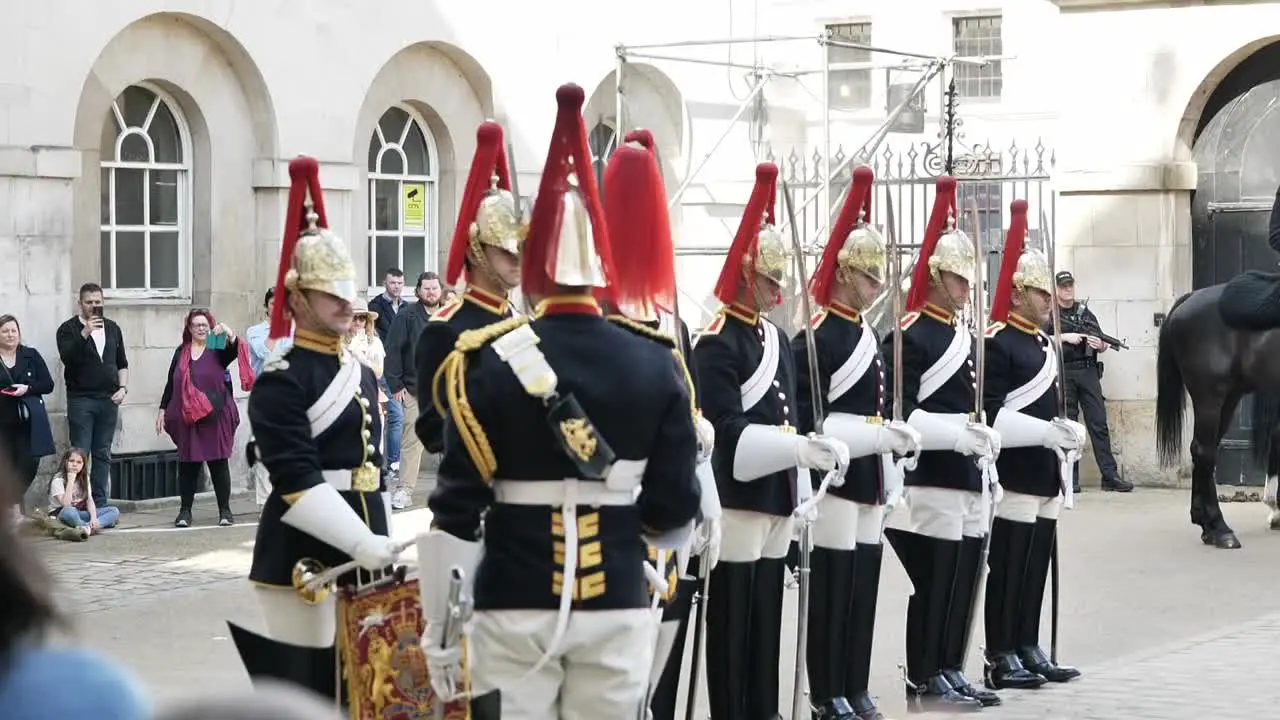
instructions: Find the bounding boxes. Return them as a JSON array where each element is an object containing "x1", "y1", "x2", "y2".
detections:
[{"x1": 29, "y1": 485, "x2": 1280, "y2": 718}]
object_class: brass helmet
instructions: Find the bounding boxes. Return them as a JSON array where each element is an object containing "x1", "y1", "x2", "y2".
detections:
[
  {"x1": 445, "y1": 121, "x2": 525, "y2": 288},
  {"x1": 928, "y1": 212, "x2": 976, "y2": 285},
  {"x1": 470, "y1": 173, "x2": 524, "y2": 258},
  {"x1": 550, "y1": 170, "x2": 606, "y2": 288},
  {"x1": 713, "y1": 163, "x2": 789, "y2": 306},
  {"x1": 754, "y1": 221, "x2": 789, "y2": 288},
  {"x1": 1013, "y1": 248, "x2": 1052, "y2": 295},
  {"x1": 839, "y1": 212, "x2": 887, "y2": 283}
]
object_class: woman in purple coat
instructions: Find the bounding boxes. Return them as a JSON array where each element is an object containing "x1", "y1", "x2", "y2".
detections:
[{"x1": 157, "y1": 309, "x2": 250, "y2": 529}]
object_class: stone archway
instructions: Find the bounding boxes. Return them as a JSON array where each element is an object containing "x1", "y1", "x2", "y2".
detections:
[{"x1": 585, "y1": 63, "x2": 690, "y2": 195}]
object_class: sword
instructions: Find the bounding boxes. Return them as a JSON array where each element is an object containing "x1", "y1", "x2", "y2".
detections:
[
  {"x1": 506, "y1": 139, "x2": 534, "y2": 316},
  {"x1": 1042, "y1": 208, "x2": 1064, "y2": 664},
  {"x1": 881, "y1": 189, "x2": 918, "y2": 509},
  {"x1": 301, "y1": 538, "x2": 416, "y2": 594}
]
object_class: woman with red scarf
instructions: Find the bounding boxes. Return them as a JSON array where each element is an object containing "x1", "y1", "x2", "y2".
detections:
[{"x1": 156, "y1": 309, "x2": 254, "y2": 528}]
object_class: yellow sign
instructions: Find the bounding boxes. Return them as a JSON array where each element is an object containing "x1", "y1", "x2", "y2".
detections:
[{"x1": 403, "y1": 183, "x2": 426, "y2": 230}]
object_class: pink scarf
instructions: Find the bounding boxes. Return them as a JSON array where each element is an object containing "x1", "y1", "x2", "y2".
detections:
[{"x1": 178, "y1": 342, "x2": 256, "y2": 425}]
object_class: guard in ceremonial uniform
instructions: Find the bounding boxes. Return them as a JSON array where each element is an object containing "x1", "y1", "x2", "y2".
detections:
[
  {"x1": 882, "y1": 176, "x2": 1001, "y2": 712},
  {"x1": 982, "y1": 199, "x2": 1085, "y2": 690},
  {"x1": 693, "y1": 162, "x2": 849, "y2": 720},
  {"x1": 414, "y1": 121, "x2": 523, "y2": 454},
  {"x1": 417, "y1": 83, "x2": 703, "y2": 720},
  {"x1": 601, "y1": 130, "x2": 722, "y2": 720},
  {"x1": 795, "y1": 166, "x2": 922, "y2": 720},
  {"x1": 227, "y1": 156, "x2": 401, "y2": 699}
]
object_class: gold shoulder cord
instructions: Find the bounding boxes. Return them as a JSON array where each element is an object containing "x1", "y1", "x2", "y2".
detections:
[
  {"x1": 433, "y1": 316, "x2": 531, "y2": 483},
  {"x1": 606, "y1": 315, "x2": 699, "y2": 418}
]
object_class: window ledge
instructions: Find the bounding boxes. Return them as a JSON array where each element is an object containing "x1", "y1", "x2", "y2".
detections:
[{"x1": 101, "y1": 294, "x2": 193, "y2": 308}]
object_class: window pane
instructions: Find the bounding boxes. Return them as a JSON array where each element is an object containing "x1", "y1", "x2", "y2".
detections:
[
  {"x1": 149, "y1": 100, "x2": 182, "y2": 163},
  {"x1": 114, "y1": 231, "x2": 146, "y2": 289},
  {"x1": 374, "y1": 236, "x2": 401, "y2": 280},
  {"x1": 367, "y1": 134, "x2": 381, "y2": 172},
  {"x1": 381, "y1": 149, "x2": 405, "y2": 176},
  {"x1": 119, "y1": 133, "x2": 149, "y2": 163},
  {"x1": 114, "y1": 168, "x2": 145, "y2": 225},
  {"x1": 149, "y1": 170, "x2": 179, "y2": 225},
  {"x1": 373, "y1": 179, "x2": 399, "y2": 231},
  {"x1": 402, "y1": 235, "x2": 428, "y2": 280},
  {"x1": 378, "y1": 107, "x2": 410, "y2": 146},
  {"x1": 119, "y1": 86, "x2": 156, "y2": 129},
  {"x1": 100, "y1": 231, "x2": 113, "y2": 288},
  {"x1": 405, "y1": 120, "x2": 430, "y2": 175},
  {"x1": 149, "y1": 231, "x2": 181, "y2": 289},
  {"x1": 100, "y1": 168, "x2": 111, "y2": 223}
]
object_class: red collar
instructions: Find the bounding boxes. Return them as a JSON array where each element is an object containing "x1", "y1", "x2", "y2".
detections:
[
  {"x1": 828, "y1": 301, "x2": 861, "y2": 323},
  {"x1": 1007, "y1": 312, "x2": 1039, "y2": 334},
  {"x1": 725, "y1": 303, "x2": 760, "y2": 326},
  {"x1": 535, "y1": 295, "x2": 602, "y2": 318},
  {"x1": 464, "y1": 286, "x2": 509, "y2": 315},
  {"x1": 922, "y1": 303, "x2": 954, "y2": 325}
]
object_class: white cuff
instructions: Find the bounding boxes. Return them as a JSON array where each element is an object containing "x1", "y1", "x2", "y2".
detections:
[
  {"x1": 906, "y1": 410, "x2": 967, "y2": 451},
  {"x1": 822, "y1": 413, "x2": 883, "y2": 460},
  {"x1": 416, "y1": 529, "x2": 483, "y2": 626},
  {"x1": 696, "y1": 460, "x2": 722, "y2": 521},
  {"x1": 281, "y1": 483, "x2": 377, "y2": 556},
  {"x1": 732, "y1": 424, "x2": 804, "y2": 481},
  {"x1": 991, "y1": 409, "x2": 1051, "y2": 449},
  {"x1": 646, "y1": 522, "x2": 695, "y2": 551}
]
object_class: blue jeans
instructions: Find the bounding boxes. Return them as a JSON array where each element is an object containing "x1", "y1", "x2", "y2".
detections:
[
  {"x1": 66, "y1": 396, "x2": 119, "y2": 505},
  {"x1": 56, "y1": 505, "x2": 120, "y2": 529},
  {"x1": 380, "y1": 378, "x2": 402, "y2": 465}
]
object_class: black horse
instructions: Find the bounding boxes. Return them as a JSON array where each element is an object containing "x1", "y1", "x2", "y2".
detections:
[{"x1": 1155, "y1": 280, "x2": 1280, "y2": 549}]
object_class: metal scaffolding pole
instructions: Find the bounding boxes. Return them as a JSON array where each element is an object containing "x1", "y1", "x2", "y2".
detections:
[
  {"x1": 665, "y1": 72, "x2": 772, "y2": 210},
  {"x1": 614, "y1": 46, "x2": 626, "y2": 147},
  {"x1": 621, "y1": 35, "x2": 820, "y2": 51},
  {"x1": 821, "y1": 42, "x2": 832, "y2": 252}
]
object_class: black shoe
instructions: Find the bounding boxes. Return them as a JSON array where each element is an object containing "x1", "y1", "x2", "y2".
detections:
[
  {"x1": 943, "y1": 668, "x2": 1002, "y2": 707},
  {"x1": 848, "y1": 691, "x2": 885, "y2": 720},
  {"x1": 1101, "y1": 477, "x2": 1134, "y2": 492},
  {"x1": 813, "y1": 697, "x2": 857, "y2": 720},
  {"x1": 905, "y1": 673, "x2": 982, "y2": 713},
  {"x1": 174, "y1": 509, "x2": 192, "y2": 528},
  {"x1": 1072, "y1": 482, "x2": 1082, "y2": 494},
  {"x1": 1018, "y1": 646, "x2": 1082, "y2": 683},
  {"x1": 218, "y1": 509, "x2": 234, "y2": 527},
  {"x1": 983, "y1": 652, "x2": 1047, "y2": 690}
]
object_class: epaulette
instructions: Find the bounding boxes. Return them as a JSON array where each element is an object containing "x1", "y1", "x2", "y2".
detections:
[
  {"x1": 607, "y1": 315, "x2": 677, "y2": 349},
  {"x1": 899, "y1": 312, "x2": 920, "y2": 331},
  {"x1": 985, "y1": 321, "x2": 1006, "y2": 338},
  {"x1": 699, "y1": 313, "x2": 726, "y2": 337},
  {"x1": 262, "y1": 343, "x2": 293, "y2": 372},
  {"x1": 453, "y1": 315, "x2": 530, "y2": 353},
  {"x1": 429, "y1": 298, "x2": 464, "y2": 322},
  {"x1": 810, "y1": 308, "x2": 829, "y2": 330}
]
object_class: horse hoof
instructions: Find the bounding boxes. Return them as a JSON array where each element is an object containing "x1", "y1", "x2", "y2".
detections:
[
  {"x1": 1268, "y1": 510, "x2": 1280, "y2": 530},
  {"x1": 1214, "y1": 532, "x2": 1242, "y2": 550}
]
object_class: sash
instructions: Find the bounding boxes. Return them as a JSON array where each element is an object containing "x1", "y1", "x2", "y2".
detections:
[
  {"x1": 918, "y1": 323, "x2": 970, "y2": 403},
  {"x1": 828, "y1": 326, "x2": 877, "y2": 403},
  {"x1": 306, "y1": 351, "x2": 362, "y2": 437},
  {"x1": 1003, "y1": 337, "x2": 1056, "y2": 413},
  {"x1": 741, "y1": 318, "x2": 780, "y2": 410}
]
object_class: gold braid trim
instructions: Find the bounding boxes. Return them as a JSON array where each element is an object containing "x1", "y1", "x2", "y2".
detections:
[
  {"x1": 606, "y1": 315, "x2": 699, "y2": 416},
  {"x1": 434, "y1": 316, "x2": 531, "y2": 483}
]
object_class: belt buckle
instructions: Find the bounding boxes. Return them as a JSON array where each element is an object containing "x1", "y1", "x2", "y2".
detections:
[{"x1": 352, "y1": 464, "x2": 380, "y2": 492}]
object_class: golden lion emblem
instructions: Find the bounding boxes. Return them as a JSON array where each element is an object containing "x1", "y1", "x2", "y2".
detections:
[{"x1": 559, "y1": 418, "x2": 597, "y2": 462}]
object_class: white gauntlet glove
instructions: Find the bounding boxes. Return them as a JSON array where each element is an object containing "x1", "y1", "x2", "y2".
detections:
[
  {"x1": 351, "y1": 535, "x2": 402, "y2": 570},
  {"x1": 955, "y1": 422, "x2": 1000, "y2": 459},
  {"x1": 695, "y1": 413, "x2": 716, "y2": 465},
  {"x1": 798, "y1": 435, "x2": 850, "y2": 487},
  {"x1": 877, "y1": 420, "x2": 923, "y2": 457},
  {"x1": 1049, "y1": 418, "x2": 1086, "y2": 452}
]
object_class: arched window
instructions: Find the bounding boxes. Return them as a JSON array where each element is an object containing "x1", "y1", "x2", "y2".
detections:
[
  {"x1": 588, "y1": 121, "x2": 617, "y2": 196},
  {"x1": 368, "y1": 106, "x2": 437, "y2": 285},
  {"x1": 99, "y1": 84, "x2": 192, "y2": 297}
]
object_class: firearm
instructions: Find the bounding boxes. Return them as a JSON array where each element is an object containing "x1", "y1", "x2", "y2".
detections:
[{"x1": 1061, "y1": 300, "x2": 1128, "y2": 350}]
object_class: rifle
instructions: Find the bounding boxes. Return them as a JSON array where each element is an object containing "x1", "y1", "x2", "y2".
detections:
[{"x1": 1060, "y1": 305, "x2": 1128, "y2": 351}]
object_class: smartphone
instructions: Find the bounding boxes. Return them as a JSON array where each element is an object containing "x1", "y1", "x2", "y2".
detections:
[
  {"x1": 0, "y1": 388, "x2": 17, "y2": 396},
  {"x1": 90, "y1": 306, "x2": 104, "y2": 319},
  {"x1": 207, "y1": 332, "x2": 227, "y2": 350}
]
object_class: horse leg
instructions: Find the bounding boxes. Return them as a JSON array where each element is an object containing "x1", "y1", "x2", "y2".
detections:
[
  {"x1": 1189, "y1": 397, "x2": 1242, "y2": 549},
  {"x1": 1266, "y1": 431, "x2": 1280, "y2": 531}
]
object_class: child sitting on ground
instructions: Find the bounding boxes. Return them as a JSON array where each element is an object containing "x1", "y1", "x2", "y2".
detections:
[{"x1": 46, "y1": 448, "x2": 119, "y2": 541}]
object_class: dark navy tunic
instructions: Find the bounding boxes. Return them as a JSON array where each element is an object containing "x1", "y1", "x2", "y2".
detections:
[
  {"x1": 247, "y1": 329, "x2": 388, "y2": 587},
  {"x1": 415, "y1": 286, "x2": 513, "y2": 453},
  {"x1": 793, "y1": 303, "x2": 886, "y2": 506},
  {"x1": 882, "y1": 303, "x2": 981, "y2": 493},
  {"x1": 984, "y1": 314, "x2": 1061, "y2": 498},
  {"x1": 693, "y1": 303, "x2": 800, "y2": 518},
  {"x1": 430, "y1": 297, "x2": 701, "y2": 612}
]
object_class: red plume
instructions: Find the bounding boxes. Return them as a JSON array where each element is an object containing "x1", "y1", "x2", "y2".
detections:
[
  {"x1": 810, "y1": 165, "x2": 875, "y2": 307},
  {"x1": 624, "y1": 128, "x2": 656, "y2": 152},
  {"x1": 520, "y1": 84, "x2": 616, "y2": 301},
  {"x1": 604, "y1": 144, "x2": 675, "y2": 310},
  {"x1": 268, "y1": 156, "x2": 327, "y2": 338},
  {"x1": 713, "y1": 163, "x2": 779, "y2": 305},
  {"x1": 445, "y1": 122, "x2": 509, "y2": 286},
  {"x1": 904, "y1": 176, "x2": 958, "y2": 313},
  {"x1": 989, "y1": 199, "x2": 1029, "y2": 323}
]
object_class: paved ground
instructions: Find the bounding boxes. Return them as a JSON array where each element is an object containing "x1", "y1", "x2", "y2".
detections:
[{"x1": 29, "y1": 482, "x2": 1280, "y2": 719}]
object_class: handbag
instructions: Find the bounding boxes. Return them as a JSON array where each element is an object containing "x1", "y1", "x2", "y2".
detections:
[{"x1": 0, "y1": 362, "x2": 29, "y2": 423}]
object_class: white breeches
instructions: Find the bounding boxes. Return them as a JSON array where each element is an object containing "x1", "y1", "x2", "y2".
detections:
[
  {"x1": 470, "y1": 609, "x2": 655, "y2": 720},
  {"x1": 252, "y1": 463, "x2": 273, "y2": 508},
  {"x1": 719, "y1": 509, "x2": 795, "y2": 563},
  {"x1": 252, "y1": 585, "x2": 335, "y2": 648},
  {"x1": 996, "y1": 491, "x2": 1063, "y2": 523},
  {"x1": 885, "y1": 487, "x2": 986, "y2": 541},
  {"x1": 812, "y1": 496, "x2": 885, "y2": 551}
]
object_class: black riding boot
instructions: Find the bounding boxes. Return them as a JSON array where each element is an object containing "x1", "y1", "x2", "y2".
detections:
[
  {"x1": 226, "y1": 622, "x2": 337, "y2": 701},
  {"x1": 885, "y1": 529, "x2": 980, "y2": 713},
  {"x1": 808, "y1": 547, "x2": 858, "y2": 719},
  {"x1": 747, "y1": 557, "x2": 787, "y2": 719},
  {"x1": 941, "y1": 535, "x2": 1002, "y2": 707},
  {"x1": 470, "y1": 690, "x2": 502, "y2": 720},
  {"x1": 845, "y1": 543, "x2": 886, "y2": 720},
  {"x1": 650, "y1": 560, "x2": 700, "y2": 720},
  {"x1": 1017, "y1": 517, "x2": 1082, "y2": 683},
  {"x1": 706, "y1": 561, "x2": 755, "y2": 720},
  {"x1": 982, "y1": 518, "x2": 1047, "y2": 691}
]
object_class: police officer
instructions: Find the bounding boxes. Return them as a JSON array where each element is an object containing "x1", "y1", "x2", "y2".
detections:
[
  {"x1": 414, "y1": 120, "x2": 522, "y2": 454},
  {"x1": 883, "y1": 176, "x2": 1001, "y2": 712},
  {"x1": 795, "y1": 165, "x2": 922, "y2": 720},
  {"x1": 227, "y1": 156, "x2": 401, "y2": 700},
  {"x1": 1051, "y1": 271, "x2": 1132, "y2": 492},
  {"x1": 982, "y1": 200, "x2": 1086, "y2": 692},
  {"x1": 417, "y1": 83, "x2": 703, "y2": 720}
]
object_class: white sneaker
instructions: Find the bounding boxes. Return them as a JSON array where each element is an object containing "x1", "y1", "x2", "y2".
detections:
[{"x1": 391, "y1": 489, "x2": 411, "y2": 510}]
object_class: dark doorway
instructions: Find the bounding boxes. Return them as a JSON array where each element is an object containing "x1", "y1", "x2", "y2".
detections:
[{"x1": 1191, "y1": 41, "x2": 1280, "y2": 486}]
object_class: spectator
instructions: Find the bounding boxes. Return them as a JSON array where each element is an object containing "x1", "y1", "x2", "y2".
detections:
[
  {"x1": 157, "y1": 309, "x2": 251, "y2": 528},
  {"x1": 55, "y1": 283, "x2": 128, "y2": 507},
  {"x1": 346, "y1": 299, "x2": 385, "y2": 376},
  {"x1": 48, "y1": 447, "x2": 119, "y2": 540},
  {"x1": 0, "y1": 458, "x2": 152, "y2": 719},
  {"x1": 245, "y1": 287, "x2": 293, "y2": 377},
  {"x1": 0, "y1": 314, "x2": 55, "y2": 518},
  {"x1": 383, "y1": 271, "x2": 441, "y2": 509},
  {"x1": 369, "y1": 268, "x2": 406, "y2": 486}
]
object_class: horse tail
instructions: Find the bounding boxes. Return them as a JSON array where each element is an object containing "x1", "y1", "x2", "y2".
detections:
[
  {"x1": 1249, "y1": 394, "x2": 1280, "y2": 468},
  {"x1": 1156, "y1": 291, "x2": 1193, "y2": 467}
]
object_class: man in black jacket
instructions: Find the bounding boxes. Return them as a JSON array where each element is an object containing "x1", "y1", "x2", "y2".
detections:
[
  {"x1": 384, "y1": 271, "x2": 442, "y2": 509},
  {"x1": 55, "y1": 283, "x2": 129, "y2": 506}
]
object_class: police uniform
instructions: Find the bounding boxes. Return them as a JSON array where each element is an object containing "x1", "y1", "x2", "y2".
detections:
[
  {"x1": 227, "y1": 156, "x2": 401, "y2": 701},
  {"x1": 882, "y1": 176, "x2": 1000, "y2": 712},
  {"x1": 1051, "y1": 290, "x2": 1123, "y2": 489},
  {"x1": 694, "y1": 162, "x2": 849, "y2": 720},
  {"x1": 982, "y1": 199, "x2": 1085, "y2": 690},
  {"x1": 415, "y1": 120, "x2": 522, "y2": 454},
  {"x1": 416, "y1": 83, "x2": 702, "y2": 720}
]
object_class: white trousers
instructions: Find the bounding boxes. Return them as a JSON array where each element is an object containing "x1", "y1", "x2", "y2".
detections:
[
  {"x1": 252, "y1": 463, "x2": 273, "y2": 507},
  {"x1": 470, "y1": 609, "x2": 656, "y2": 720},
  {"x1": 812, "y1": 496, "x2": 885, "y2": 550},
  {"x1": 252, "y1": 585, "x2": 335, "y2": 648},
  {"x1": 996, "y1": 491, "x2": 1063, "y2": 523},
  {"x1": 885, "y1": 487, "x2": 986, "y2": 541},
  {"x1": 719, "y1": 509, "x2": 795, "y2": 563}
]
